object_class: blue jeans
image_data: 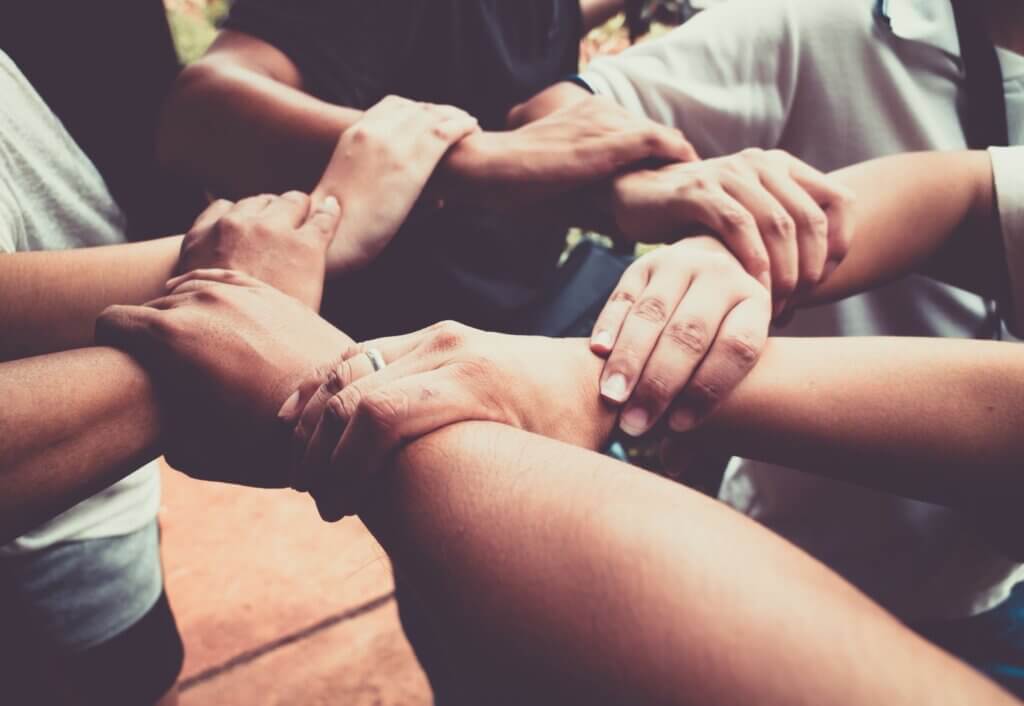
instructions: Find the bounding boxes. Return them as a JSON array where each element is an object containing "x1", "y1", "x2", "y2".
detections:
[{"x1": 914, "y1": 583, "x2": 1024, "y2": 698}]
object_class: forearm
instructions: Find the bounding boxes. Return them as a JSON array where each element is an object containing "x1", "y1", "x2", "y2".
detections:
[
  {"x1": 160, "y1": 59, "x2": 362, "y2": 198},
  {"x1": 698, "y1": 336, "x2": 1022, "y2": 507},
  {"x1": 0, "y1": 348, "x2": 162, "y2": 543},
  {"x1": 808, "y1": 150, "x2": 995, "y2": 303},
  {"x1": 0, "y1": 236, "x2": 182, "y2": 359},
  {"x1": 360, "y1": 421, "x2": 1011, "y2": 705}
]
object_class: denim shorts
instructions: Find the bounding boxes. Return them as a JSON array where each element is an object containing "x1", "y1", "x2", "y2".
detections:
[{"x1": 0, "y1": 519, "x2": 163, "y2": 652}]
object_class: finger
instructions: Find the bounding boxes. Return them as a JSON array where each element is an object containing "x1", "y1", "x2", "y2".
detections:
[
  {"x1": 262, "y1": 191, "x2": 312, "y2": 229},
  {"x1": 431, "y1": 113, "x2": 480, "y2": 146},
  {"x1": 685, "y1": 189, "x2": 772, "y2": 293},
  {"x1": 759, "y1": 168, "x2": 829, "y2": 299},
  {"x1": 668, "y1": 294, "x2": 770, "y2": 432},
  {"x1": 302, "y1": 195, "x2": 342, "y2": 242},
  {"x1": 599, "y1": 260, "x2": 695, "y2": 411},
  {"x1": 94, "y1": 304, "x2": 172, "y2": 360},
  {"x1": 642, "y1": 124, "x2": 700, "y2": 164},
  {"x1": 310, "y1": 368, "x2": 505, "y2": 521},
  {"x1": 289, "y1": 337, "x2": 437, "y2": 487},
  {"x1": 167, "y1": 268, "x2": 262, "y2": 292},
  {"x1": 591, "y1": 260, "x2": 651, "y2": 356},
  {"x1": 231, "y1": 193, "x2": 276, "y2": 218},
  {"x1": 139, "y1": 291, "x2": 199, "y2": 311},
  {"x1": 721, "y1": 175, "x2": 797, "y2": 316},
  {"x1": 788, "y1": 161, "x2": 857, "y2": 269},
  {"x1": 290, "y1": 356, "x2": 377, "y2": 491},
  {"x1": 618, "y1": 276, "x2": 742, "y2": 437},
  {"x1": 186, "y1": 198, "x2": 234, "y2": 235}
]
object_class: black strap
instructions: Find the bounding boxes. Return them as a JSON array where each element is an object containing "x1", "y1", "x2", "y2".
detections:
[
  {"x1": 950, "y1": 0, "x2": 1014, "y2": 338},
  {"x1": 952, "y1": 0, "x2": 1009, "y2": 150}
]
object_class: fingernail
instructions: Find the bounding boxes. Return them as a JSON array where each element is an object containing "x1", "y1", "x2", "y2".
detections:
[
  {"x1": 165, "y1": 274, "x2": 185, "y2": 291},
  {"x1": 601, "y1": 373, "x2": 629, "y2": 403},
  {"x1": 620, "y1": 406, "x2": 650, "y2": 437},
  {"x1": 668, "y1": 408, "x2": 698, "y2": 432},
  {"x1": 277, "y1": 390, "x2": 302, "y2": 424},
  {"x1": 592, "y1": 330, "x2": 613, "y2": 351},
  {"x1": 319, "y1": 196, "x2": 340, "y2": 214}
]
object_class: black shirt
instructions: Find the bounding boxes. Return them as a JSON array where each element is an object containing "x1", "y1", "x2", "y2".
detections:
[{"x1": 224, "y1": 0, "x2": 583, "y2": 339}]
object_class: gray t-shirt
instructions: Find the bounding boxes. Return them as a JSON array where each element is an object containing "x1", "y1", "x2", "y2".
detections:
[
  {"x1": 582, "y1": 0, "x2": 1024, "y2": 620},
  {"x1": 0, "y1": 50, "x2": 160, "y2": 554}
]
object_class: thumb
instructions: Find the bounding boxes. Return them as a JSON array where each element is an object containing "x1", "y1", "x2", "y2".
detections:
[
  {"x1": 654, "y1": 126, "x2": 700, "y2": 164},
  {"x1": 95, "y1": 304, "x2": 168, "y2": 363},
  {"x1": 303, "y1": 195, "x2": 343, "y2": 242}
]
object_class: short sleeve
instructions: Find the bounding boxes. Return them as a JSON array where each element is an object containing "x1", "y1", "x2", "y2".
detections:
[
  {"x1": 0, "y1": 176, "x2": 23, "y2": 253},
  {"x1": 989, "y1": 146, "x2": 1024, "y2": 336},
  {"x1": 222, "y1": 0, "x2": 430, "y2": 108},
  {"x1": 580, "y1": 0, "x2": 803, "y2": 156}
]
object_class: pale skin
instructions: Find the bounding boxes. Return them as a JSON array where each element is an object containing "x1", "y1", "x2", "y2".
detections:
[
  {"x1": 93, "y1": 271, "x2": 1020, "y2": 704},
  {"x1": 282, "y1": 150, "x2": 1010, "y2": 520},
  {"x1": 159, "y1": 29, "x2": 695, "y2": 201},
  {"x1": 0, "y1": 96, "x2": 470, "y2": 540},
  {"x1": 160, "y1": 19, "x2": 851, "y2": 297},
  {"x1": 7, "y1": 150, "x2": 1013, "y2": 704}
]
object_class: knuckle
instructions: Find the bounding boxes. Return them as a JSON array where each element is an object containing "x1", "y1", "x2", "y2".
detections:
[
  {"x1": 775, "y1": 272, "x2": 798, "y2": 297},
  {"x1": 361, "y1": 389, "x2": 408, "y2": 431},
  {"x1": 740, "y1": 147, "x2": 765, "y2": 162},
  {"x1": 327, "y1": 388, "x2": 360, "y2": 426},
  {"x1": 454, "y1": 354, "x2": 497, "y2": 385},
  {"x1": 686, "y1": 378, "x2": 723, "y2": 410},
  {"x1": 609, "y1": 289, "x2": 639, "y2": 307},
  {"x1": 664, "y1": 319, "x2": 711, "y2": 358},
  {"x1": 768, "y1": 211, "x2": 796, "y2": 241},
  {"x1": 642, "y1": 130, "x2": 666, "y2": 152},
  {"x1": 719, "y1": 332, "x2": 763, "y2": 368},
  {"x1": 218, "y1": 212, "x2": 247, "y2": 233},
  {"x1": 678, "y1": 174, "x2": 710, "y2": 194},
  {"x1": 427, "y1": 320, "x2": 468, "y2": 353},
  {"x1": 798, "y1": 207, "x2": 828, "y2": 237},
  {"x1": 636, "y1": 372, "x2": 673, "y2": 403},
  {"x1": 720, "y1": 206, "x2": 755, "y2": 234},
  {"x1": 632, "y1": 296, "x2": 671, "y2": 325},
  {"x1": 748, "y1": 253, "x2": 771, "y2": 279}
]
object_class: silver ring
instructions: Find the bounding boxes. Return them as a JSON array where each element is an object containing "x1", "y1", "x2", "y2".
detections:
[{"x1": 364, "y1": 348, "x2": 387, "y2": 372}]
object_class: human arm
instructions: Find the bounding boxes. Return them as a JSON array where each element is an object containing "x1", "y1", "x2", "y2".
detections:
[
  {"x1": 586, "y1": 149, "x2": 998, "y2": 436},
  {"x1": 358, "y1": 421, "x2": 1016, "y2": 705},
  {"x1": 162, "y1": 26, "x2": 695, "y2": 205},
  {"x1": 0, "y1": 191, "x2": 344, "y2": 536},
  {"x1": 159, "y1": 30, "x2": 364, "y2": 198},
  {"x1": 0, "y1": 235, "x2": 181, "y2": 360},
  {"x1": 665, "y1": 335, "x2": 1023, "y2": 513},
  {"x1": 0, "y1": 347, "x2": 162, "y2": 543}
]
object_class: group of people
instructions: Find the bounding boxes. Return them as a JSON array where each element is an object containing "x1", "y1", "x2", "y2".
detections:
[{"x1": 2, "y1": 0, "x2": 1024, "y2": 704}]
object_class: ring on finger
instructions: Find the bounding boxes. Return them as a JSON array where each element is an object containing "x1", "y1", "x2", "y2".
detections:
[{"x1": 364, "y1": 348, "x2": 387, "y2": 372}]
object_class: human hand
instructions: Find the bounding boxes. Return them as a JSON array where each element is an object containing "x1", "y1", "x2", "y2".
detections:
[
  {"x1": 312, "y1": 96, "x2": 479, "y2": 276},
  {"x1": 176, "y1": 192, "x2": 341, "y2": 309},
  {"x1": 611, "y1": 149, "x2": 855, "y2": 315},
  {"x1": 96, "y1": 270, "x2": 357, "y2": 486},
  {"x1": 443, "y1": 94, "x2": 697, "y2": 208},
  {"x1": 280, "y1": 323, "x2": 611, "y2": 520},
  {"x1": 591, "y1": 237, "x2": 770, "y2": 435}
]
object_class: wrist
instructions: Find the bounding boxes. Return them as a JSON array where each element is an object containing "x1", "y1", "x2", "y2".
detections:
[
  {"x1": 554, "y1": 338, "x2": 618, "y2": 451},
  {"x1": 438, "y1": 130, "x2": 500, "y2": 204}
]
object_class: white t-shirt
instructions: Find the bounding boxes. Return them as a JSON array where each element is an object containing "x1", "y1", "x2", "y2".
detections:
[
  {"x1": 0, "y1": 51, "x2": 160, "y2": 555},
  {"x1": 582, "y1": 0, "x2": 1024, "y2": 619}
]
